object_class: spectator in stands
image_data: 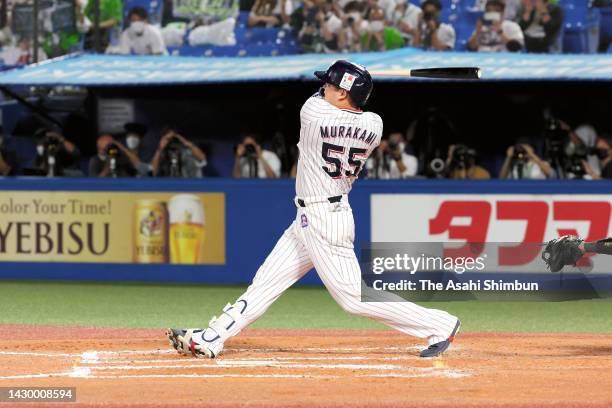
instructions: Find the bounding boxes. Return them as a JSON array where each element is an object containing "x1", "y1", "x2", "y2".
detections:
[
  {"x1": 14, "y1": 37, "x2": 48, "y2": 65},
  {"x1": 0, "y1": 128, "x2": 18, "y2": 176},
  {"x1": 297, "y1": 0, "x2": 345, "y2": 53},
  {"x1": 517, "y1": 0, "x2": 562, "y2": 53},
  {"x1": 468, "y1": 0, "x2": 524, "y2": 52},
  {"x1": 317, "y1": 2, "x2": 346, "y2": 52},
  {"x1": 582, "y1": 136, "x2": 612, "y2": 180},
  {"x1": 413, "y1": 0, "x2": 456, "y2": 50},
  {"x1": 471, "y1": 0, "x2": 522, "y2": 21},
  {"x1": 366, "y1": 132, "x2": 418, "y2": 179},
  {"x1": 233, "y1": 134, "x2": 281, "y2": 178},
  {"x1": 85, "y1": 0, "x2": 123, "y2": 51},
  {"x1": 123, "y1": 122, "x2": 152, "y2": 176},
  {"x1": 151, "y1": 129, "x2": 206, "y2": 177},
  {"x1": 116, "y1": 7, "x2": 168, "y2": 55},
  {"x1": 499, "y1": 140, "x2": 553, "y2": 179},
  {"x1": 33, "y1": 129, "x2": 81, "y2": 177},
  {"x1": 248, "y1": 0, "x2": 288, "y2": 27},
  {"x1": 390, "y1": 0, "x2": 422, "y2": 47},
  {"x1": 89, "y1": 134, "x2": 145, "y2": 177},
  {"x1": 445, "y1": 144, "x2": 490, "y2": 179},
  {"x1": 364, "y1": 0, "x2": 386, "y2": 51},
  {"x1": 340, "y1": 2, "x2": 365, "y2": 52},
  {"x1": 297, "y1": 0, "x2": 324, "y2": 52}
]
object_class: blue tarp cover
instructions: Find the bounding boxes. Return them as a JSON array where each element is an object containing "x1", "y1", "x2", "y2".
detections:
[{"x1": 0, "y1": 49, "x2": 611, "y2": 86}]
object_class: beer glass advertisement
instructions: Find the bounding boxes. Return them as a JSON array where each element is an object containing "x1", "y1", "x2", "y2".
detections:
[{"x1": 0, "y1": 192, "x2": 225, "y2": 264}]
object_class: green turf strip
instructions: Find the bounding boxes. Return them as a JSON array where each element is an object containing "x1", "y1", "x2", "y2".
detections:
[{"x1": 0, "y1": 281, "x2": 610, "y2": 333}]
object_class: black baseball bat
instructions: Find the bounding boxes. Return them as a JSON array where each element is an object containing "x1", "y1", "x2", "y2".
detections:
[{"x1": 370, "y1": 67, "x2": 482, "y2": 80}]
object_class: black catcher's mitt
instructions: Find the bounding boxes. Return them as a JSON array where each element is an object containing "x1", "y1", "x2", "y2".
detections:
[{"x1": 541, "y1": 235, "x2": 584, "y2": 272}]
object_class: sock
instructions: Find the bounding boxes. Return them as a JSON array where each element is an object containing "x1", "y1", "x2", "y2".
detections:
[{"x1": 583, "y1": 238, "x2": 612, "y2": 255}]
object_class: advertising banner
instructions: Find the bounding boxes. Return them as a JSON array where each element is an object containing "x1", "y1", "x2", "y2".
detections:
[
  {"x1": 371, "y1": 194, "x2": 612, "y2": 273},
  {"x1": 0, "y1": 191, "x2": 225, "y2": 264}
]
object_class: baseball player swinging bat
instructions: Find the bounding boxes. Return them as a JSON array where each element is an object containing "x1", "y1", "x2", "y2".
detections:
[{"x1": 168, "y1": 60, "x2": 461, "y2": 359}]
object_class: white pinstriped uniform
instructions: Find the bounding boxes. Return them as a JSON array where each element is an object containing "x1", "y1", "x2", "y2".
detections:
[{"x1": 208, "y1": 95, "x2": 458, "y2": 347}]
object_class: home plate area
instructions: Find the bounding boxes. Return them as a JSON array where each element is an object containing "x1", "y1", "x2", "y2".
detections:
[
  {"x1": 73, "y1": 347, "x2": 468, "y2": 380},
  {"x1": 0, "y1": 328, "x2": 611, "y2": 407}
]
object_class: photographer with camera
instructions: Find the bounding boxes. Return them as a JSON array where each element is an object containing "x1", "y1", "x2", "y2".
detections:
[
  {"x1": 123, "y1": 122, "x2": 151, "y2": 177},
  {"x1": 499, "y1": 140, "x2": 553, "y2": 179},
  {"x1": 366, "y1": 132, "x2": 417, "y2": 179},
  {"x1": 89, "y1": 134, "x2": 143, "y2": 177},
  {"x1": 33, "y1": 129, "x2": 81, "y2": 177},
  {"x1": 233, "y1": 134, "x2": 281, "y2": 178},
  {"x1": 468, "y1": 0, "x2": 524, "y2": 52},
  {"x1": 150, "y1": 129, "x2": 206, "y2": 178},
  {"x1": 413, "y1": 0, "x2": 455, "y2": 51},
  {"x1": 445, "y1": 144, "x2": 490, "y2": 179},
  {"x1": 580, "y1": 137, "x2": 612, "y2": 180}
]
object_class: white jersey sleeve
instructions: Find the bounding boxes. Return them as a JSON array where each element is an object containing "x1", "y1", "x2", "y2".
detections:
[
  {"x1": 295, "y1": 95, "x2": 383, "y2": 198},
  {"x1": 300, "y1": 93, "x2": 337, "y2": 124}
]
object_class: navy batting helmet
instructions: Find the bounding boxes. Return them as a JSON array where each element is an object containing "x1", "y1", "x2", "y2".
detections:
[{"x1": 314, "y1": 60, "x2": 373, "y2": 108}]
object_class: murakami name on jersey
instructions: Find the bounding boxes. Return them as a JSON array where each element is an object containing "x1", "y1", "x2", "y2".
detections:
[{"x1": 319, "y1": 126, "x2": 378, "y2": 146}]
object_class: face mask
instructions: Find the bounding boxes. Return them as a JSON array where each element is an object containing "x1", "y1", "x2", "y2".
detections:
[
  {"x1": 423, "y1": 10, "x2": 438, "y2": 22},
  {"x1": 36, "y1": 145, "x2": 44, "y2": 156},
  {"x1": 98, "y1": 153, "x2": 107, "y2": 161},
  {"x1": 130, "y1": 21, "x2": 146, "y2": 35},
  {"x1": 596, "y1": 148, "x2": 609, "y2": 160},
  {"x1": 126, "y1": 135, "x2": 140, "y2": 150}
]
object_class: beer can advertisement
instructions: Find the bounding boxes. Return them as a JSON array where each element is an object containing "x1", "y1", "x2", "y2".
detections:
[{"x1": 0, "y1": 191, "x2": 225, "y2": 264}]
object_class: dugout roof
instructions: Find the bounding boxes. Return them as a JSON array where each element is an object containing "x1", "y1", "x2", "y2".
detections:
[{"x1": 0, "y1": 50, "x2": 611, "y2": 87}]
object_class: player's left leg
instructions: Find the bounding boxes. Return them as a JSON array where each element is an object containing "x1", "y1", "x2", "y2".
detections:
[
  {"x1": 169, "y1": 219, "x2": 314, "y2": 358},
  {"x1": 297, "y1": 201, "x2": 459, "y2": 357}
]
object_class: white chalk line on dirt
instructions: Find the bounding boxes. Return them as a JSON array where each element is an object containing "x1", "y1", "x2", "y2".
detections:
[
  {"x1": 83, "y1": 372, "x2": 469, "y2": 379},
  {"x1": 0, "y1": 351, "x2": 79, "y2": 357},
  {"x1": 74, "y1": 352, "x2": 470, "y2": 379},
  {"x1": 0, "y1": 346, "x2": 469, "y2": 381},
  {"x1": 79, "y1": 362, "x2": 406, "y2": 371},
  {"x1": 0, "y1": 345, "x2": 433, "y2": 360},
  {"x1": 89, "y1": 355, "x2": 422, "y2": 364}
]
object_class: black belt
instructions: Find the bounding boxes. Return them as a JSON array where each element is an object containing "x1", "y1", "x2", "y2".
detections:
[{"x1": 296, "y1": 195, "x2": 342, "y2": 208}]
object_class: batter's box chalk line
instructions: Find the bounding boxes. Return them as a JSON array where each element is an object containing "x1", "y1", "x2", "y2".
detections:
[{"x1": 0, "y1": 347, "x2": 469, "y2": 380}]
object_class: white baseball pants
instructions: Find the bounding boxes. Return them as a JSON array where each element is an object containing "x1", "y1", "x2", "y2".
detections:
[{"x1": 223, "y1": 197, "x2": 458, "y2": 345}]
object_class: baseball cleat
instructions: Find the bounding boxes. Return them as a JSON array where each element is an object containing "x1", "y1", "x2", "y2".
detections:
[
  {"x1": 167, "y1": 328, "x2": 197, "y2": 356},
  {"x1": 419, "y1": 319, "x2": 461, "y2": 358},
  {"x1": 166, "y1": 328, "x2": 224, "y2": 358}
]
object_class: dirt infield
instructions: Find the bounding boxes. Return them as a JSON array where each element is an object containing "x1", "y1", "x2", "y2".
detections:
[{"x1": 0, "y1": 325, "x2": 610, "y2": 407}]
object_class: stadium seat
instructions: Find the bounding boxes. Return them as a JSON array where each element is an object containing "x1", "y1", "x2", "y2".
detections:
[
  {"x1": 237, "y1": 11, "x2": 250, "y2": 28},
  {"x1": 453, "y1": 21, "x2": 473, "y2": 51},
  {"x1": 459, "y1": 9, "x2": 483, "y2": 28},
  {"x1": 560, "y1": 2, "x2": 600, "y2": 53}
]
